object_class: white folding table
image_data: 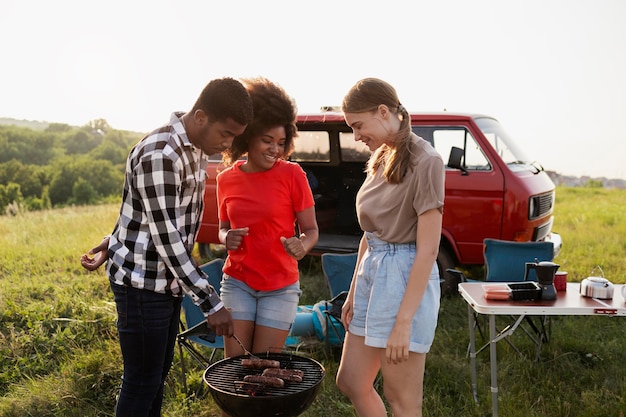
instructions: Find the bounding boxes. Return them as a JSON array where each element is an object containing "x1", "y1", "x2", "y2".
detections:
[{"x1": 458, "y1": 282, "x2": 626, "y2": 417}]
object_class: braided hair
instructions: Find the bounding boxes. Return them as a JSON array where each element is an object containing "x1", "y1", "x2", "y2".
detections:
[{"x1": 342, "y1": 78, "x2": 412, "y2": 184}]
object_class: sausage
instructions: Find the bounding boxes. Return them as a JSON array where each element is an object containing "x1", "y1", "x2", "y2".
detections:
[
  {"x1": 262, "y1": 368, "x2": 304, "y2": 382},
  {"x1": 243, "y1": 374, "x2": 285, "y2": 388},
  {"x1": 241, "y1": 358, "x2": 281, "y2": 369}
]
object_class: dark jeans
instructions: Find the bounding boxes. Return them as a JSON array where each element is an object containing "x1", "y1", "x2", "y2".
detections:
[{"x1": 110, "y1": 283, "x2": 182, "y2": 417}]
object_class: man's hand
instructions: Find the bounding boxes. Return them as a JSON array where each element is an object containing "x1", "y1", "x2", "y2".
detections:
[
  {"x1": 206, "y1": 307, "x2": 234, "y2": 337},
  {"x1": 80, "y1": 236, "x2": 110, "y2": 271}
]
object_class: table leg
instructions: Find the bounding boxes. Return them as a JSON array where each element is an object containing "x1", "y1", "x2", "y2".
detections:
[
  {"x1": 467, "y1": 304, "x2": 478, "y2": 403},
  {"x1": 489, "y1": 314, "x2": 499, "y2": 417}
]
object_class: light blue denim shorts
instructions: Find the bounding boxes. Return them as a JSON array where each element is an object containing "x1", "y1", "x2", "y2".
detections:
[
  {"x1": 348, "y1": 232, "x2": 441, "y2": 353},
  {"x1": 219, "y1": 276, "x2": 301, "y2": 331}
]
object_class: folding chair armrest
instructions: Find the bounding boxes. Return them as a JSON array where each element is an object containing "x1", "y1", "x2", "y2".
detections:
[
  {"x1": 178, "y1": 320, "x2": 217, "y2": 343},
  {"x1": 446, "y1": 268, "x2": 468, "y2": 283},
  {"x1": 328, "y1": 291, "x2": 348, "y2": 320}
]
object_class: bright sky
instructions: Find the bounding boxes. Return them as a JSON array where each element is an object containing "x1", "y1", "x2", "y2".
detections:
[{"x1": 2, "y1": 0, "x2": 625, "y2": 179}]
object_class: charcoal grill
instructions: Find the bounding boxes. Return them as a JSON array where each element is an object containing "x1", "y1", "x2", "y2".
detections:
[{"x1": 203, "y1": 352, "x2": 325, "y2": 417}]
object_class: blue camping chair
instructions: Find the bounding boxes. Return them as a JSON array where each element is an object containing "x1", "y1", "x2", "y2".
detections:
[
  {"x1": 321, "y1": 252, "x2": 357, "y2": 298},
  {"x1": 460, "y1": 239, "x2": 555, "y2": 360},
  {"x1": 483, "y1": 238, "x2": 554, "y2": 360},
  {"x1": 177, "y1": 258, "x2": 225, "y2": 393},
  {"x1": 483, "y1": 238, "x2": 554, "y2": 282},
  {"x1": 319, "y1": 252, "x2": 357, "y2": 350},
  {"x1": 320, "y1": 252, "x2": 382, "y2": 386},
  {"x1": 450, "y1": 239, "x2": 555, "y2": 359}
]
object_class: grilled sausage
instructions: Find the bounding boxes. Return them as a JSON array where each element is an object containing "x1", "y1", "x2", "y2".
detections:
[
  {"x1": 241, "y1": 358, "x2": 281, "y2": 369},
  {"x1": 262, "y1": 368, "x2": 304, "y2": 382},
  {"x1": 243, "y1": 374, "x2": 285, "y2": 388}
]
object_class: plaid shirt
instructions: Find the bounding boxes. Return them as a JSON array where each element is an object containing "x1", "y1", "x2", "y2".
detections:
[{"x1": 107, "y1": 112, "x2": 223, "y2": 315}]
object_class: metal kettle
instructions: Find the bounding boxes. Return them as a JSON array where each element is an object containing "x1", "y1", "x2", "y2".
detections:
[{"x1": 524, "y1": 260, "x2": 560, "y2": 300}]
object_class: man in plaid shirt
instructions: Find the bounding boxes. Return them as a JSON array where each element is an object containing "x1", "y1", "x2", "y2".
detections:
[{"x1": 104, "y1": 77, "x2": 253, "y2": 416}]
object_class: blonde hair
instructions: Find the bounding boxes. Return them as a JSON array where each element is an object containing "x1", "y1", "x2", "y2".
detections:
[{"x1": 342, "y1": 78, "x2": 412, "y2": 184}]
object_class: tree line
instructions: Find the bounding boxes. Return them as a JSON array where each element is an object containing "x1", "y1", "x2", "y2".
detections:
[{"x1": 0, "y1": 119, "x2": 143, "y2": 215}]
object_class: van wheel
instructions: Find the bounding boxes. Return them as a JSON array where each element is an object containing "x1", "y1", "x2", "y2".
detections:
[{"x1": 437, "y1": 247, "x2": 458, "y2": 297}]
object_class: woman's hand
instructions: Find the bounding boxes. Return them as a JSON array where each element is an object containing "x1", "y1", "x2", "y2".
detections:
[
  {"x1": 224, "y1": 227, "x2": 249, "y2": 251},
  {"x1": 80, "y1": 236, "x2": 110, "y2": 271},
  {"x1": 280, "y1": 233, "x2": 307, "y2": 260},
  {"x1": 385, "y1": 321, "x2": 411, "y2": 364},
  {"x1": 341, "y1": 294, "x2": 354, "y2": 328}
]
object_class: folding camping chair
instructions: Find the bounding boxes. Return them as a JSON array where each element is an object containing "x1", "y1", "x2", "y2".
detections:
[
  {"x1": 320, "y1": 252, "x2": 357, "y2": 351},
  {"x1": 483, "y1": 238, "x2": 554, "y2": 360},
  {"x1": 177, "y1": 258, "x2": 225, "y2": 393}
]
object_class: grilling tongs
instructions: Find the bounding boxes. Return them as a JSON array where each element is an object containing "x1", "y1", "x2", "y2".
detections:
[{"x1": 231, "y1": 333, "x2": 259, "y2": 359}]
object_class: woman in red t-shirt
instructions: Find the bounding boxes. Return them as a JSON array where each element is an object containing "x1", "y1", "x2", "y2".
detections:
[{"x1": 217, "y1": 77, "x2": 319, "y2": 360}]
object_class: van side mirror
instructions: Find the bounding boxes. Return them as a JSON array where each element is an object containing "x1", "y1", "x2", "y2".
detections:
[{"x1": 447, "y1": 147, "x2": 468, "y2": 175}]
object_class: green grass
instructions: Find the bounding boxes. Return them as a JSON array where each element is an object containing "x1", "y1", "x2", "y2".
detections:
[
  {"x1": 0, "y1": 186, "x2": 625, "y2": 416},
  {"x1": 552, "y1": 186, "x2": 626, "y2": 283}
]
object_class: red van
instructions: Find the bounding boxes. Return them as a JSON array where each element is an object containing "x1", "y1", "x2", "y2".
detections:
[{"x1": 196, "y1": 111, "x2": 561, "y2": 288}]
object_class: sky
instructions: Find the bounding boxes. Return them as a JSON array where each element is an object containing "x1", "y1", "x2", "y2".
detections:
[{"x1": 1, "y1": 0, "x2": 625, "y2": 179}]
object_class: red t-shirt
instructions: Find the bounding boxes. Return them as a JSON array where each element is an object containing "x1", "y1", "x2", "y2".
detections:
[{"x1": 216, "y1": 160, "x2": 314, "y2": 291}]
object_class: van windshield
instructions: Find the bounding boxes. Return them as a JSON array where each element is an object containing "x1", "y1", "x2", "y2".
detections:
[{"x1": 474, "y1": 117, "x2": 542, "y2": 173}]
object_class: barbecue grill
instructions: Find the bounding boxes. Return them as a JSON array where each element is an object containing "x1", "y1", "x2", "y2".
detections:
[{"x1": 203, "y1": 352, "x2": 326, "y2": 417}]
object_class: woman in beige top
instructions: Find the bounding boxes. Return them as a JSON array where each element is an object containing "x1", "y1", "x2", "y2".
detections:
[{"x1": 336, "y1": 78, "x2": 445, "y2": 417}]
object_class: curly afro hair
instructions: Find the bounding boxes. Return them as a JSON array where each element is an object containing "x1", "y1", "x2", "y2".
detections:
[{"x1": 223, "y1": 77, "x2": 297, "y2": 165}]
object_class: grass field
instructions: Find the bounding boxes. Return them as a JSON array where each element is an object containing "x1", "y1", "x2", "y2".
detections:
[{"x1": 0, "y1": 186, "x2": 625, "y2": 416}]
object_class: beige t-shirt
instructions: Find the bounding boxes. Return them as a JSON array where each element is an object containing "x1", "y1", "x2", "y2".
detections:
[{"x1": 356, "y1": 133, "x2": 445, "y2": 243}]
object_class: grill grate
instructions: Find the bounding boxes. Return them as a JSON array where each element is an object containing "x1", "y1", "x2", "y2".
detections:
[{"x1": 205, "y1": 352, "x2": 325, "y2": 397}]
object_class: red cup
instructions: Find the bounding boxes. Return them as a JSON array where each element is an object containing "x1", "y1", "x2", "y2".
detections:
[{"x1": 554, "y1": 271, "x2": 567, "y2": 291}]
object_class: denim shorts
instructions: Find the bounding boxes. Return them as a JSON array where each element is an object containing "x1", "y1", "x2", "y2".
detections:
[
  {"x1": 219, "y1": 276, "x2": 302, "y2": 331},
  {"x1": 348, "y1": 232, "x2": 441, "y2": 353}
]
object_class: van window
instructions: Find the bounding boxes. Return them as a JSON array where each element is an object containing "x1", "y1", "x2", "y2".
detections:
[
  {"x1": 339, "y1": 132, "x2": 370, "y2": 162},
  {"x1": 291, "y1": 131, "x2": 331, "y2": 162},
  {"x1": 413, "y1": 126, "x2": 490, "y2": 171},
  {"x1": 434, "y1": 129, "x2": 490, "y2": 171},
  {"x1": 475, "y1": 117, "x2": 533, "y2": 171}
]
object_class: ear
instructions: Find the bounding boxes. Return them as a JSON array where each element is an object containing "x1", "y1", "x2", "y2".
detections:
[
  {"x1": 378, "y1": 104, "x2": 390, "y2": 119},
  {"x1": 194, "y1": 109, "x2": 209, "y2": 126}
]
